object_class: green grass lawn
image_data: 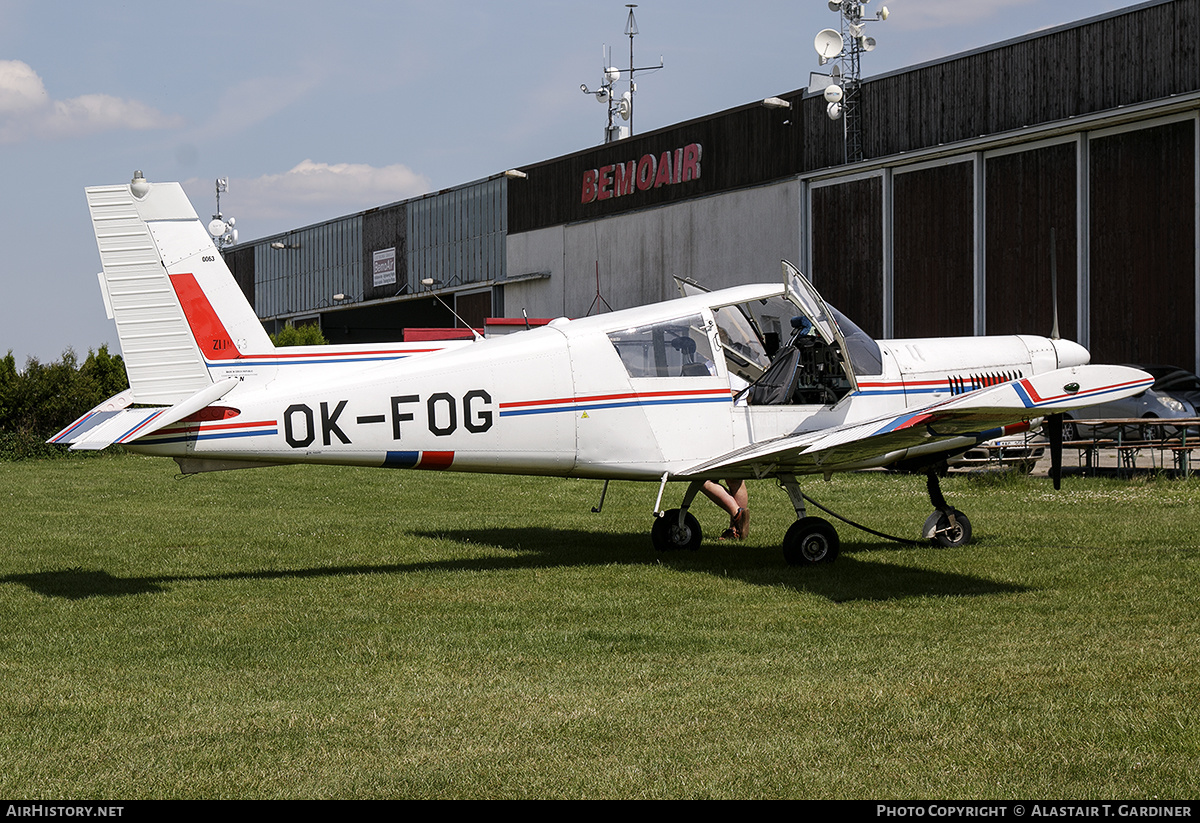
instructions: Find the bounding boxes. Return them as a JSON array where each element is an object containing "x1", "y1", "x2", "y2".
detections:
[{"x1": 1, "y1": 454, "x2": 1197, "y2": 798}]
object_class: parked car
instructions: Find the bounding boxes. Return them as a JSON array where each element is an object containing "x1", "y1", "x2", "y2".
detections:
[
  {"x1": 1062, "y1": 382, "x2": 1195, "y2": 440},
  {"x1": 1134, "y1": 364, "x2": 1200, "y2": 412},
  {"x1": 949, "y1": 430, "x2": 1046, "y2": 473}
]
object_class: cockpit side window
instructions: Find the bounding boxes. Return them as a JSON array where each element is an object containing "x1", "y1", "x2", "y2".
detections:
[{"x1": 607, "y1": 314, "x2": 717, "y2": 378}]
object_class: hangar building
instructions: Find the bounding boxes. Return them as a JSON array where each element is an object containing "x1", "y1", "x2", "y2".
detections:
[{"x1": 223, "y1": 0, "x2": 1200, "y2": 372}]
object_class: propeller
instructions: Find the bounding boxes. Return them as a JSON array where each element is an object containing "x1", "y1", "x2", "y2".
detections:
[{"x1": 1047, "y1": 412, "x2": 1063, "y2": 490}]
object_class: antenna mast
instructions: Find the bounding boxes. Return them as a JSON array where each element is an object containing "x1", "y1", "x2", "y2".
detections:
[
  {"x1": 579, "y1": 4, "x2": 663, "y2": 143},
  {"x1": 811, "y1": 1, "x2": 890, "y2": 164}
]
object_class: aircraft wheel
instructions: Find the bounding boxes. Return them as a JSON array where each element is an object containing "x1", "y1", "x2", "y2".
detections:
[
  {"x1": 923, "y1": 509, "x2": 973, "y2": 547},
  {"x1": 651, "y1": 509, "x2": 702, "y2": 552},
  {"x1": 782, "y1": 517, "x2": 840, "y2": 565}
]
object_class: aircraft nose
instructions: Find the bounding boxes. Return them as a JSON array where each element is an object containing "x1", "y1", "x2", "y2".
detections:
[{"x1": 1052, "y1": 338, "x2": 1090, "y2": 368}]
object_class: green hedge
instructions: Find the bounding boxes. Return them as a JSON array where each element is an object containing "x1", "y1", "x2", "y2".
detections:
[{"x1": 0, "y1": 346, "x2": 129, "y2": 460}]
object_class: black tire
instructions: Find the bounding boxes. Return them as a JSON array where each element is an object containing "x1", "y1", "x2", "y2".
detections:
[
  {"x1": 782, "y1": 517, "x2": 840, "y2": 565},
  {"x1": 924, "y1": 509, "x2": 973, "y2": 547},
  {"x1": 651, "y1": 509, "x2": 702, "y2": 552}
]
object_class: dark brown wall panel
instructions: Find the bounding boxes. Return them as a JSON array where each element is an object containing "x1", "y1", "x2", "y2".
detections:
[
  {"x1": 811, "y1": 178, "x2": 884, "y2": 337},
  {"x1": 861, "y1": 0, "x2": 1198, "y2": 160},
  {"x1": 985, "y1": 144, "x2": 1078, "y2": 338},
  {"x1": 362, "y1": 203, "x2": 407, "y2": 300},
  {"x1": 1089, "y1": 121, "x2": 1196, "y2": 367},
  {"x1": 893, "y1": 162, "x2": 975, "y2": 338}
]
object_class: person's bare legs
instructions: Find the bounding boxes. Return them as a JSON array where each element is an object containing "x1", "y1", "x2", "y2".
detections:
[{"x1": 702, "y1": 480, "x2": 749, "y2": 539}]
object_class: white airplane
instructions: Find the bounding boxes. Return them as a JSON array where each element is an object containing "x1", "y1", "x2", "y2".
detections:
[{"x1": 52, "y1": 174, "x2": 1153, "y2": 564}]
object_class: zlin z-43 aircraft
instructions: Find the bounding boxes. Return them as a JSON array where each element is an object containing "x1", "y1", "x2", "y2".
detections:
[{"x1": 53, "y1": 174, "x2": 1152, "y2": 565}]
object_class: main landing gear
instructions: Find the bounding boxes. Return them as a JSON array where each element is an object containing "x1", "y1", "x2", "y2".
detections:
[
  {"x1": 650, "y1": 481, "x2": 705, "y2": 552},
  {"x1": 649, "y1": 471, "x2": 974, "y2": 563}
]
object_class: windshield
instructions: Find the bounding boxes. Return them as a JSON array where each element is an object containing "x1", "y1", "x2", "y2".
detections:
[{"x1": 829, "y1": 306, "x2": 883, "y2": 376}]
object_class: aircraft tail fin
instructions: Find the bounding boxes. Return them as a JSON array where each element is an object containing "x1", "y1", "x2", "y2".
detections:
[{"x1": 86, "y1": 174, "x2": 275, "y2": 405}]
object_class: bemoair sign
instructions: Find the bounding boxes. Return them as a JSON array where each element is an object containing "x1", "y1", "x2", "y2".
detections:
[
  {"x1": 580, "y1": 142, "x2": 702, "y2": 204},
  {"x1": 372, "y1": 247, "x2": 396, "y2": 288}
]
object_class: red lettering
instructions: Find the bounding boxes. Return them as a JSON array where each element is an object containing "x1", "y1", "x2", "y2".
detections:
[
  {"x1": 581, "y1": 169, "x2": 598, "y2": 204},
  {"x1": 654, "y1": 151, "x2": 673, "y2": 188},
  {"x1": 680, "y1": 143, "x2": 702, "y2": 182},
  {"x1": 614, "y1": 160, "x2": 636, "y2": 197},
  {"x1": 597, "y1": 164, "x2": 614, "y2": 200},
  {"x1": 637, "y1": 154, "x2": 656, "y2": 191},
  {"x1": 581, "y1": 143, "x2": 703, "y2": 203}
]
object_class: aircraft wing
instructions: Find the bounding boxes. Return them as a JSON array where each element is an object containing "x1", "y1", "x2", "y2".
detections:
[{"x1": 681, "y1": 364, "x2": 1152, "y2": 477}]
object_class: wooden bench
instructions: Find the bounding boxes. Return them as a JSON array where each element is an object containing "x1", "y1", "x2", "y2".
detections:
[{"x1": 1065, "y1": 419, "x2": 1200, "y2": 477}]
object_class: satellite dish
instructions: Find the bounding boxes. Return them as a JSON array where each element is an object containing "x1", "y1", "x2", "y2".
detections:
[
  {"x1": 814, "y1": 28, "x2": 844, "y2": 60},
  {"x1": 605, "y1": 67, "x2": 620, "y2": 84},
  {"x1": 827, "y1": 0, "x2": 842, "y2": 10},
  {"x1": 824, "y1": 84, "x2": 843, "y2": 104},
  {"x1": 879, "y1": 5, "x2": 890, "y2": 20},
  {"x1": 826, "y1": 101, "x2": 843, "y2": 121},
  {"x1": 618, "y1": 92, "x2": 632, "y2": 120},
  {"x1": 208, "y1": 218, "x2": 227, "y2": 238},
  {"x1": 861, "y1": 36, "x2": 877, "y2": 52}
]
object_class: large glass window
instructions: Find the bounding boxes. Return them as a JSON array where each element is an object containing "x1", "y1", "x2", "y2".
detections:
[{"x1": 607, "y1": 315, "x2": 716, "y2": 378}]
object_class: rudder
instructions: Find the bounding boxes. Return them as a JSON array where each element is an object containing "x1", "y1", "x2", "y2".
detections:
[{"x1": 87, "y1": 173, "x2": 274, "y2": 404}]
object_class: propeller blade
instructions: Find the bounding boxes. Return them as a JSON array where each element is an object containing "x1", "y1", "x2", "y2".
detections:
[{"x1": 1048, "y1": 413, "x2": 1063, "y2": 490}]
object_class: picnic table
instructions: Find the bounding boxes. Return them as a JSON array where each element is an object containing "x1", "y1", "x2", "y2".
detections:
[{"x1": 1062, "y1": 418, "x2": 1200, "y2": 477}]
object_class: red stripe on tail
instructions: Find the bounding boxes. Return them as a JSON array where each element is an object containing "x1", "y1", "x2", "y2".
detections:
[{"x1": 168, "y1": 273, "x2": 243, "y2": 360}]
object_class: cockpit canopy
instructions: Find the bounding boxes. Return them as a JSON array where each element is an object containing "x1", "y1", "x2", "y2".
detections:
[{"x1": 676, "y1": 262, "x2": 883, "y2": 405}]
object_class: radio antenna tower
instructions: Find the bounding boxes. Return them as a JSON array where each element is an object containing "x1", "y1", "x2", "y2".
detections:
[
  {"x1": 579, "y1": 4, "x2": 664, "y2": 143},
  {"x1": 811, "y1": 1, "x2": 890, "y2": 163}
]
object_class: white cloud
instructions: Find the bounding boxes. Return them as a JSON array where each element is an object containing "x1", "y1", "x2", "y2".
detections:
[
  {"x1": 0, "y1": 60, "x2": 48, "y2": 114},
  {"x1": 0, "y1": 59, "x2": 182, "y2": 143},
  {"x1": 196, "y1": 160, "x2": 433, "y2": 231}
]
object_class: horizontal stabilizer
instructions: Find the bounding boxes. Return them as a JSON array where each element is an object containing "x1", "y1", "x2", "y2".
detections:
[
  {"x1": 114, "y1": 378, "x2": 240, "y2": 443},
  {"x1": 50, "y1": 406, "x2": 167, "y2": 451},
  {"x1": 48, "y1": 379, "x2": 239, "y2": 451}
]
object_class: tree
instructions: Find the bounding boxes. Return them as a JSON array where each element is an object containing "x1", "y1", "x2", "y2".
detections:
[
  {"x1": 270, "y1": 324, "x2": 328, "y2": 347},
  {"x1": 0, "y1": 346, "x2": 130, "y2": 459}
]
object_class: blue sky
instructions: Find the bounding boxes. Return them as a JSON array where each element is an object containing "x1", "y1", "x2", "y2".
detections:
[{"x1": 0, "y1": 0, "x2": 1146, "y2": 365}]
